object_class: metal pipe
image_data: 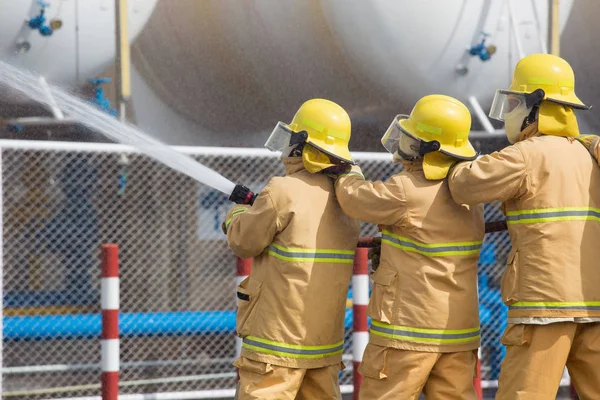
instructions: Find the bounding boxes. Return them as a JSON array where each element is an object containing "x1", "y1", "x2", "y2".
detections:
[
  {"x1": 115, "y1": 0, "x2": 131, "y2": 122},
  {"x1": 3, "y1": 355, "x2": 354, "y2": 375},
  {"x1": 37, "y1": 386, "x2": 356, "y2": 400},
  {"x1": 40, "y1": 389, "x2": 238, "y2": 400},
  {"x1": 530, "y1": 0, "x2": 548, "y2": 53},
  {"x1": 507, "y1": 0, "x2": 525, "y2": 59},
  {"x1": 548, "y1": 0, "x2": 560, "y2": 55},
  {"x1": 468, "y1": 96, "x2": 495, "y2": 133},
  {"x1": 4, "y1": 117, "x2": 76, "y2": 126},
  {"x1": 3, "y1": 373, "x2": 237, "y2": 398}
]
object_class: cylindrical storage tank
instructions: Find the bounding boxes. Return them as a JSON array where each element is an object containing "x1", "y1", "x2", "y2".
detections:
[{"x1": 0, "y1": 0, "x2": 158, "y2": 87}]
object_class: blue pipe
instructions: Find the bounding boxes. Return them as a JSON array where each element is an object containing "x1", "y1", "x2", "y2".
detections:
[{"x1": 3, "y1": 309, "x2": 354, "y2": 341}]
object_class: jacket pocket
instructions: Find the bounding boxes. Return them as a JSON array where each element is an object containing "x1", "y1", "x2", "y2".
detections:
[
  {"x1": 233, "y1": 356, "x2": 274, "y2": 375},
  {"x1": 357, "y1": 343, "x2": 389, "y2": 380},
  {"x1": 367, "y1": 265, "x2": 397, "y2": 323},
  {"x1": 500, "y1": 324, "x2": 531, "y2": 347},
  {"x1": 501, "y1": 248, "x2": 519, "y2": 305},
  {"x1": 236, "y1": 278, "x2": 262, "y2": 338}
]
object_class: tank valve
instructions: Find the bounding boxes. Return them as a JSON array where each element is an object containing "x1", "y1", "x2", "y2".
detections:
[
  {"x1": 27, "y1": 1, "x2": 62, "y2": 37},
  {"x1": 468, "y1": 32, "x2": 497, "y2": 62},
  {"x1": 88, "y1": 78, "x2": 118, "y2": 117}
]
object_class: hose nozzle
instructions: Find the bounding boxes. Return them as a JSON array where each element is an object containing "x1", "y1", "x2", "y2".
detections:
[{"x1": 229, "y1": 184, "x2": 257, "y2": 205}]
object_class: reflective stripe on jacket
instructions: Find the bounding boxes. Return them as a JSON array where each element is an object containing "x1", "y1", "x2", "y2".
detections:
[
  {"x1": 335, "y1": 161, "x2": 484, "y2": 353},
  {"x1": 449, "y1": 133, "x2": 600, "y2": 320},
  {"x1": 225, "y1": 157, "x2": 360, "y2": 369}
]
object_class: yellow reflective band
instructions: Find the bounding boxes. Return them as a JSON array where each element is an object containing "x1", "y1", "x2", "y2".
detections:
[
  {"x1": 370, "y1": 321, "x2": 480, "y2": 344},
  {"x1": 242, "y1": 336, "x2": 344, "y2": 359},
  {"x1": 225, "y1": 208, "x2": 247, "y2": 229},
  {"x1": 510, "y1": 301, "x2": 600, "y2": 311},
  {"x1": 417, "y1": 122, "x2": 442, "y2": 135},
  {"x1": 267, "y1": 243, "x2": 355, "y2": 264},
  {"x1": 506, "y1": 207, "x2": 600, "y2": 225},
  {"x1": 506, "y1": 207, "x2": 600, "y2": 216},
  {"x1": 337, "y1": 171, "x2": 364, "y2": 180},
  {"x1": 527, "y1": 77, "x2": 574, "y2": 88},
  {"x1": 382, "y1": 230, "x2": 482, "y2": 257},
  {"x1": 300, "y1": 118, "x2": 346, "y2": 139},
  {"x1": 301, "y1": 118, "x2": 325, "y2": 133}
]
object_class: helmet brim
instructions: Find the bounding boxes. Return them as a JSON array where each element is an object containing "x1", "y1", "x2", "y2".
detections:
[
  {"x1": 398, "y1": 118, "x2": 477, "y2": 161},
  {"x1": 306, "y1": 138, "x2": 354, "y2": 164},
  {"x1": 500, "y1": 89, "x2": 590, "y2": 110}
]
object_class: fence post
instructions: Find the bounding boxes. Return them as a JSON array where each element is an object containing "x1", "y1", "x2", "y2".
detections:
[
  {"x1": 101, "y1": 244, "x2": 119, "y2": 400},
  {"x1": 235, "y1": 258, "x2": 252, "y2": 359},
  {"x1": 352, "y1": 247, "x2": 369, "y2": 400},
  {"x1": 474, "y1": 347, "x2": 482, "y2": 399},
  {"x1": 571, "y1": 383, "x2": 579, "y2": 399}
]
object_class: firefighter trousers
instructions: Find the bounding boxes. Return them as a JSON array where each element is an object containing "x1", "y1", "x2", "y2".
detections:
[
  {"x1": 234, "y1": 356, "x2": 343, "y2": 400},
  {"x1": 496, "y1": 322, "x2": 600, "y2": 400},
  {"x1": 357, "y1": 343, "x2": 478, "y2": 399}
]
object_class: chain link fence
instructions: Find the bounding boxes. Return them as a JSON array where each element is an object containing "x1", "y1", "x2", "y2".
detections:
[{"x1": 0, "y1": 141, "x2": 511, "y2": 398}]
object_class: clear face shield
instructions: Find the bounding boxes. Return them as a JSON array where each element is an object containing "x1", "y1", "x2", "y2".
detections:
[
  {"x1": 264, "y1": 122, "x2": 309, "y2": 153},
  {"x1": 264, "y1": 122, "x2": 293, "y2": 152},
  {"x1": 489, "y1": 91, "x2": 527, "y2": 122},
  {"x1": 489, "y1": 89, "x2": 544, "y2": 143},
  {"x1": 489, "y1": 89, "x2": 545, "y2": 121},
  {"x1": 381, "y1": 115, "x2": 440, "y2": 160}
]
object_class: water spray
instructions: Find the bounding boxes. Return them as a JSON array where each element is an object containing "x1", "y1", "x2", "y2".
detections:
[{"x1": 0, "y1": 61, "x2": 256, "y2": 205}]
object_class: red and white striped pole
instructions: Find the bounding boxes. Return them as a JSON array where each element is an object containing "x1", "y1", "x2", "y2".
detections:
[
  {"x1": 101, "y1": 244, "x2": 119, "y2": 400},
  {"x1": 474, "y1": 347, "x2": 482, "y2": 400},
  {"x1": 352, "y1": 247, "x2": 369, "y2": 400},
  {"x1": 235, "y1": 257, "x2": 252, "y2": 358}
]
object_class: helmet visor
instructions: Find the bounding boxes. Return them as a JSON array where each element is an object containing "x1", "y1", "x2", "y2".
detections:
[
  {"x1": 489, "y1": 90, "x2": 527, "y2": 121},
  {"x1": 264, "y1": 122, "x2": 295, "y2": 152},
  {"x1": 381, "y1": 115, "x2": 422, "y2": 159}
]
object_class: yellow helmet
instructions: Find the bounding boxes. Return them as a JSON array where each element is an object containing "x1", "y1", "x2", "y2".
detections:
[
  {"x1": 489, "y1": 54, "x2": 590, "y2": 142},
  {"x1": 508, "y1": 54, "x2": 587, "y2": 108},
  {"x1": 381, "y1": 95, "x2": 476, "y2": 180},
  {"x1": 265, "y1": 99, "x2": 354, "y2": 173}
]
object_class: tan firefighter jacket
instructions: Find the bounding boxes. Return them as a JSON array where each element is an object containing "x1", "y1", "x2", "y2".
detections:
[
  {"x1": 225, "y1": 157, "x2": 361, "y2": 369},
  {"x1": 335, "y1": 161, "x2": 484, "y2": 353},
  {"x1": 449, "y1": 130, "x2": 600, "y2": 322}
]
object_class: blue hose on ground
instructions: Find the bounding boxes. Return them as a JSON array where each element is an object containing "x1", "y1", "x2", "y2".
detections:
[{"x1": 3, "y1": 309, "x2": 354, "y2": 340}]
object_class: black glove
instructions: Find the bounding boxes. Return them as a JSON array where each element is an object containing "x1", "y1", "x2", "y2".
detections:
[
  {"x1": 323, "y1": 163, "x2": 352, "y2": 179},
  {"x1": 368, "y1": 237, "x2": 382, "y2": 273}
]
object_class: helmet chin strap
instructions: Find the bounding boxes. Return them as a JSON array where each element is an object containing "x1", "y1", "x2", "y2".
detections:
[
  {"x1": 520, "y1": 105, "x2": 540, "y2": 132},
  {"x1": 520, "y1": 89, "x2": 544, "y2": 131}
]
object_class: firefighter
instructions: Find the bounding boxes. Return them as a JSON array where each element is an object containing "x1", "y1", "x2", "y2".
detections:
[
  {"x1": 448, "y1": 54, "x2": 600, "y2": 399},
  {"x1": 336, "y1": 94, "x2": 484, "y2": 399},
  {"x1": 224, "y1": 98, "x2": 361, "y2": 400}
]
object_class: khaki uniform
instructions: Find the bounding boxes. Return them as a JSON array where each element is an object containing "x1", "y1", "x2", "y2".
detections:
[
  {"x1": 335, "y1": 161, "x2": 484, "y2": 400},
  {"x1": 226, "y1": 157, "x2": 360, "y2": 399},
  {"x1": 449, "y1": 131, "x2": 600, "y2": 399}
]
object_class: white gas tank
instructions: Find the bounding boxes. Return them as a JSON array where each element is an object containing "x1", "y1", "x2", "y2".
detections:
[
  {"x1": 0, "y1": 0, "x2": 157, "y2": 87},
  {"x1": 319, "y1": 0, "x2": 574, "y2": 108}
]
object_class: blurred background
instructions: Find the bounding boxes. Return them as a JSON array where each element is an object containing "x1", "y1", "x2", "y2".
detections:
[
  {"x1": 0, "y1": 1, "x2": 595, "y2": 399},
  {"x1": 2, "y1": 0, "x2": 599, "y2": 150}
]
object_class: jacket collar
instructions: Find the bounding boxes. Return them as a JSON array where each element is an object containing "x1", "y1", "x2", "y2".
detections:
[
  {"x1": 400, "y1": 159, "x2": 424, "y2": 172},
  {"x1": 282, "y1": 156, "x2": 305, "y2": 175},
  {"x1": 517, "y1": 121, "x2": 541, "y2": 142}
]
